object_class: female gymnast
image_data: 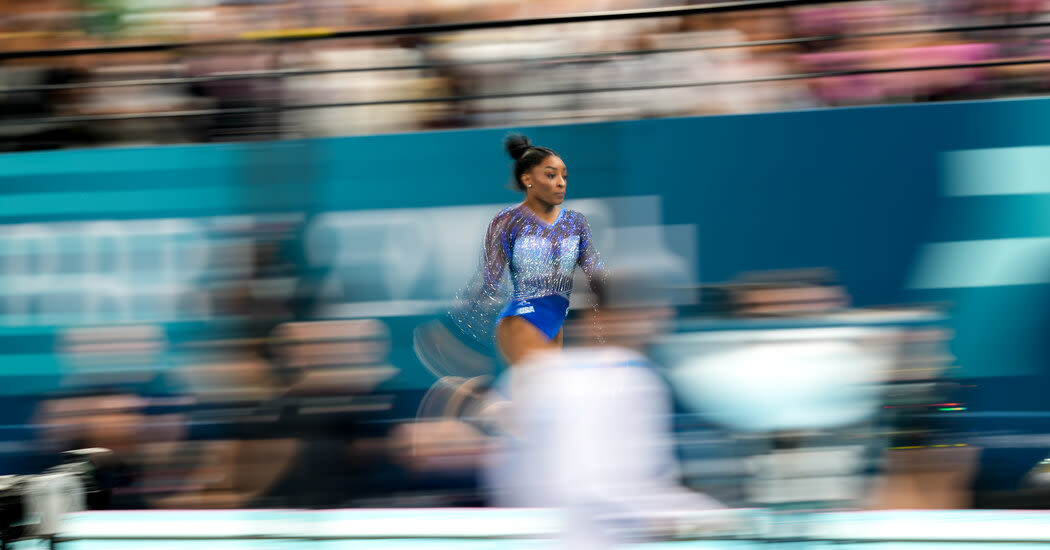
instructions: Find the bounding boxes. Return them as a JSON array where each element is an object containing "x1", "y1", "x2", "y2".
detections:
[
  {"x1": 398, "y1": 134, "x2": 610, "y2": 467},
  {"x1": 450, "y1": 133, "x2": 607, "y2": 366}
]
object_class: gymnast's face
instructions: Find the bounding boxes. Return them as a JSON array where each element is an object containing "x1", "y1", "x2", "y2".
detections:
[{"x1": 522, "y1": 155, "x2": 568, "y2": 206}]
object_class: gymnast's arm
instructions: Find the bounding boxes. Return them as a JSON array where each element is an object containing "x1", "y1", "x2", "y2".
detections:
[{"x1": 577, "y1": 215, "x2": 607, "y2": 307}]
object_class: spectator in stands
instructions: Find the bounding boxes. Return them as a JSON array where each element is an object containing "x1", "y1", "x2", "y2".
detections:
[{"x1": 1, "y1": 0, "x2": 1049, "y2": 147}]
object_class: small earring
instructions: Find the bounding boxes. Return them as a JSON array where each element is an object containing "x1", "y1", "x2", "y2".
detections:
[{"x1": 527, "y1": 184, "x2": 533, "y2": 188}]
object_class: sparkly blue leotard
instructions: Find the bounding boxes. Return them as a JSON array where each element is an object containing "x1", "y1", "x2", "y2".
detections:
[{"x1": 450, "y1": 204, "x2": 606, "y2": 345}]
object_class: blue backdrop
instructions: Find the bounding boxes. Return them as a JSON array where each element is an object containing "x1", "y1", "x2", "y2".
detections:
[{"x1": 2, "y1": 97, "x2": 1050, "y2": 429}]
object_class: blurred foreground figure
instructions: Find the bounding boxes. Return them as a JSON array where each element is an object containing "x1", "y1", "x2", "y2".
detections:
[
  {"x1": 661, "y1": 269, "x2": 972, "y2": 511},
  {"x1": 484, "y1": 269, "x2": 731, "y2": 549}
]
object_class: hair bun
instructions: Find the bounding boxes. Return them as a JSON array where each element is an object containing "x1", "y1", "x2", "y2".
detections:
[{"x1": 504, "y1": 133, "x2": 532, "y2": 161}]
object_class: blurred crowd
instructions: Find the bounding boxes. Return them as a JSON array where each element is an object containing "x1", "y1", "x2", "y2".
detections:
[
  {"x1": 18, "y1": 239, "x2": 973, "y2": 513},
  {"x1": 3, "y1": 0, "x2": 1050, "y2": 150}
]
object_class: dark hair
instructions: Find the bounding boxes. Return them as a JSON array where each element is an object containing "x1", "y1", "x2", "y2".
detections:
[{"x1": 504, "y1": 133, "x2": 559, "y2": 192}]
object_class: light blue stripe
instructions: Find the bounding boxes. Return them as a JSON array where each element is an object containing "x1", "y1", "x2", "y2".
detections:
[
  {"x1": 909, "y1": 238, "x2": 1050, "y2": 288},
  {"x1": 944, "y1": 146, "x2": 1050, "y2": 196},
  {"x1": 0, "y1": 274, "x2": 223, "y2": 288},
  {"x1": 46, "y1": 542, "x2": 308, "y2": 550},
  {"x1": 0, "y1": 244, "x2": 206, "y2": 258},
  {"x1": 0, "y1": 312, "x2": 191, "y2": 326},
  {"x1": 0, "y1": 188, "x2": 241, "y2": 217}
]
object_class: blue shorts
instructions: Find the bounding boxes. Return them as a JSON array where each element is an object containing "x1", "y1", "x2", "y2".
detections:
[{"x1": 498, "y1": 294, "x2": 570, "y2": 341}]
